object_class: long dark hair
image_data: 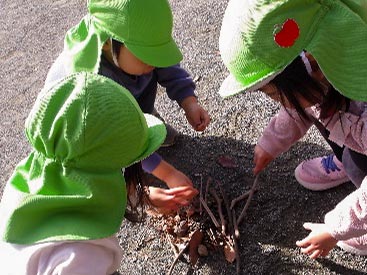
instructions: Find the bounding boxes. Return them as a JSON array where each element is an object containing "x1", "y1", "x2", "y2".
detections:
[
  {"x1": 269, "y1": 55, "x2": 349, "y2": 122},
  {"x1": 123, "y1": 162, "x2": 152, "y2": 222}
]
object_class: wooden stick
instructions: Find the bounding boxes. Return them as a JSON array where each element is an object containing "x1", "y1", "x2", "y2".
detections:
[
  {"x1": 232, "y1": 233, "x2": 241, "y2": 274},
  {"x1": 167, "y1": 235, "x2": 179, "y2": 257},
  {"x1": 199, "y1": 174, "x2": 203, "y2": 215},
  {"x1": 167, "y1": 241, "x2": 190, "y2": 275},
  {"x1": 209, "y1": 188, "x2": 226, "y2": 234},
  {"x1": 230, "y1": 190, "x2": 251, "y2": 210},
  {"x1": 217, "y1": 180, "x2": 241, "y2": 274},
  {"x1": 217, "y1": 181, "x2": 233, "y2": 233},
  {"x1": 237, "y1": 174, "x2": 260, "y2": 226},
  {"x1": 232, "y1": 209, "x2": 240, "y2": 239},
  {"x1": 200, "y1": 196, "x2": 221, "y2": 228},
  {"x1": 204, "y1": 177, "x2": 212, "y2": 205}
]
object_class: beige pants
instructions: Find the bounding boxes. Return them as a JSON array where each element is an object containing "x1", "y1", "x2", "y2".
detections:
[{"x1": 0, "y1": 235, "x2": 123, "y2": 275}]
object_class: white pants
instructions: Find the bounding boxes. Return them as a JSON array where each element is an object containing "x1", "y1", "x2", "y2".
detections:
[{"x1": 0, "y1": 235, "x2": 123, "y2": 275}]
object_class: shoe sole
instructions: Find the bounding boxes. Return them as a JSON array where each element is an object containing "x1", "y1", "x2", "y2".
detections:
[
  {"x1": 337, "y1": 241, "x2": 367, "y2": 256},
  {"x1": 294, "y1": 171, "x2": 349, "y2": 191}
]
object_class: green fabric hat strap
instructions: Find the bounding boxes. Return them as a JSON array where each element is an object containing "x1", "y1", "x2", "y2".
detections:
[{"x1": 64, "y1": 15, "x2": 109, "y2": 73}]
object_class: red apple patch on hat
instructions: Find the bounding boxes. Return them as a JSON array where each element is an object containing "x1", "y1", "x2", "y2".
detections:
[{"x1": 274, "y1": 19, "x2": 300, "y2": 48}]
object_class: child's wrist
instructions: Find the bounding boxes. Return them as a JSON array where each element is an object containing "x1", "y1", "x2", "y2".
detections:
[{"x1": 180, "y1": 96, "x2": 198, "y2": 110}]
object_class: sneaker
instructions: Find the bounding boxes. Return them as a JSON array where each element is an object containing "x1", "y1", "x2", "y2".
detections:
[
  {"x1": 294, "y1": 154, "x2": 349, "y2": 191},
  {"x1": 152, "y1": 109, "x2": 179, "y2": 147},
  {"x1": 337, "y1": 235, "x2": 367, "y2": 255}
]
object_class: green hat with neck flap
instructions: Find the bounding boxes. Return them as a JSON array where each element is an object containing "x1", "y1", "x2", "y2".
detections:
[
  {"x1": 0, "y1": 72, "x2": 166, "y2": 244},
  {"x1": 219, "y1": 0, "x2": 367, "y2": 101},
  {"x1": 64, "y1": 0, "x2": 183, "y2": 73}
]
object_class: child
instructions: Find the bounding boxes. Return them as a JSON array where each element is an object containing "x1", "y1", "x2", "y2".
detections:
[
  {"x1": 218, "y1": 0, "x2": 367, "y2": 258},
  {"x1": 0, "y1": 72, "x2": 196, "y2": 274},
  {"x1": 45, "y1": 0, "x2": 208, "y2": 212}
]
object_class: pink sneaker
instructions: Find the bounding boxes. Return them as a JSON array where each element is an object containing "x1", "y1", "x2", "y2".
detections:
[
  {"x1": 337, "y1": 235, "x2": 367, "y2": 255},
  {"x1": 294, "y1": 154, "x2": 349, "y2": 191}
]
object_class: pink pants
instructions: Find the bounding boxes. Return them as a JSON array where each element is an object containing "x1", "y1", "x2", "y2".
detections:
[{"x1": 0, "y1": 235, "x2": 123, "y2": 275}]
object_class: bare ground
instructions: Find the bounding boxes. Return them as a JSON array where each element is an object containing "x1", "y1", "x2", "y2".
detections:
[{"x1": 1, "y1": 0, "x2": 367, "y2": 274}]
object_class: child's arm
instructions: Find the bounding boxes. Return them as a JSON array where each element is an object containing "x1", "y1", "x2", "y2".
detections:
[
  {"x1": 151, "y1": 159, "x2": 193, "y2": 188},
  {"x1": 147, "y1": 158, "x2": 198, "y2": 212},
  {"x1": 148, "y1": 185, "x2": 198, "y2": 212},
  {"x1": 155, "y1": 65, "x2": 210, "y2": 131},
  {"x1": 297, "y1": 176, "x2": 367, "y2": 259},
  {"x1": 180, "y1": 96, "x2": 210, "y2": 131},
  {"x1": 296, "y1": 223, "x2": 338, "y2": 259},
  {"x1": 323, "y1": 176, "x2": 367, "y2": 240},
  {"x1": 254, "y1": 107, "x2": 312, "y2": 174},
  {"x1": 253, "y1": 144, "x2": 274, "y2": 175}
]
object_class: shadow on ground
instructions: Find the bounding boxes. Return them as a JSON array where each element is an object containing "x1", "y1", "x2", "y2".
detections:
[{"x1": 117, "y1": 134, "x2": 367, "y2": 275}]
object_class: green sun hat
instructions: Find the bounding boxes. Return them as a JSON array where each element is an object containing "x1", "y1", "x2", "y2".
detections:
[
  {"x1": 64, "y1": 0, "x2": 183, "y2": 73},
  {"x1": 0, "y1": 72, "x2": 166, "y2": 244},
  {"x1": 219, "y1": 0, "x2": 367, "y2": 101}
]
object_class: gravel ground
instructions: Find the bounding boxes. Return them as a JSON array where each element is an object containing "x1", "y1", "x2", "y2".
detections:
[{"x1": 1, "y1": 0, "x2": 367, "y2": 274}]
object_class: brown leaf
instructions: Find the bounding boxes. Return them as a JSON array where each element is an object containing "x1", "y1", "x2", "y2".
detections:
[
  {"x1": 217, "y1": 155, "x2": 238, "y2": 168},
  {"x1": 224, "y1": 243, "x2": 236, "y2": 263},
  {"x1": 189, "y1": 230, "x2": 204, "y2": 265}
]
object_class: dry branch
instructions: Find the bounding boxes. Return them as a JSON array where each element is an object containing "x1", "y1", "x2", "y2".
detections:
[
  {"x1": 230, "y1": 190, "x2": 251, "y2": 210},
  {"x1": 167, "y1": 241, "x2": 190, "y2": 275},
  {"x1": 200, "y1": 196, "x2": 221, "y2": 229},
  {"x1": 209, "y1": 188, "x2": 226, "y2": 234},
  {"x1": 236, "y1": 174, "x2": 260, "y2": 226}
]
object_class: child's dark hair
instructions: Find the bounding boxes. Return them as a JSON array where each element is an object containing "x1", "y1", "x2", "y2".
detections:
[
  {"x1": 269, "y1": 55, "x2": 349, "y2": 122},
  {"x1": 123, "y1": 162, "x2": 152, "y2": 222},
  {"x1": 112, "y1": 39, "x2": 123, "y2": 59}
]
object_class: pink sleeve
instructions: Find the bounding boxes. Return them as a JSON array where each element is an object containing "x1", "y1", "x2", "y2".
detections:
[
  {"x1": 326, "y1": 106, "x2": 367, "y2": 155},
  {"x1": 257, "y1": 107, "x2": 312, "y2": 158},
  {"x1": 324, "y1": 177, "x2": 367, "y2": 240}
]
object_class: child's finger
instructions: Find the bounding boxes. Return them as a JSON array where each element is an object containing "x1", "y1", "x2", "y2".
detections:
[
  {"x1": 309, "y1": 249, "x2": 322, "y2": 259},
  {"x1": 296, "y1": 238, "x2": 309, "y2": 248},
  {"x1": 300, "y1": 244, "x2": 315, "y2": 255},
  {"x1": 303, "y1": 222, "x2": 313, "y2": 231},
  {"x1": 166, "y1": 186, "x2": 193, "y2": 195}
]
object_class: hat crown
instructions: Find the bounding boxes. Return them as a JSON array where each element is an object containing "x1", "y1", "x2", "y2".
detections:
[
  {"x1": 25, "y1": 73, "x2": 149, "y2": 171},
  {"x1": 88, "y1": 0, "x2": 173, "y2": 48},
  {"x1": 219, "y1": 0, "x2": 367, "y2": 101}
]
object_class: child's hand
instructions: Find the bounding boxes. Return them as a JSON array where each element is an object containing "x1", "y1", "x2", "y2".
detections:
[
  {"x1": 148, "y1": 186, "x2": 198, "y2": 212},
  {"x1": 180, "y1": 96, "x2": 210, "y2": 131},
  {"x1": 151, "y1": 159, "x2": 199, "y2": 201},
  {"x1": 296, "y1": 222, "x2": 338, "y2": 259},
  {"x1": 253, "y1": 145, "x2": 274, "y2": 175}
]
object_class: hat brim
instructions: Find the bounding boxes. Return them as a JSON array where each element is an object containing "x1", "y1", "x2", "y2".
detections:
[
  {"x1": 125, "y1": 39, "x2": 183, "y2": 68},
  {"x1": 132, "y1": 114, "x2": 166, "y2": 164},
  {"x1": 219, "y1": 71, "x2": 282, "y2": 98}
]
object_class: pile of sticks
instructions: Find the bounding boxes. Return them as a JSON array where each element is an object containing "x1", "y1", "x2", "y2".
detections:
[{"x1": 198, "y1": 174, "x2": 260, "y2": 274}]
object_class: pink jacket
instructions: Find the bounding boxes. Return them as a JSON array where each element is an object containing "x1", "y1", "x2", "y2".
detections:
[
  {"x1": 258, "y1": 101, "x2": 367, "y2": 159},
  {"x1": 257, "y1": 101, "x2": 367, "y2": 240}
]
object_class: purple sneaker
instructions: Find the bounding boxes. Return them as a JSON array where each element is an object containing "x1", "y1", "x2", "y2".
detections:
[
  {"x1": 294, "y1": 154, "x2": 349, "y2": 191},
  {"x1": 337, "y1": 235, "x2": 367, "y2": 255}
]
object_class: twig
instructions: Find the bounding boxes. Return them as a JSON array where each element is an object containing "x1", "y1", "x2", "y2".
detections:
[
  {"x1": 209, "y1": 188, "x2": 226, "y2": 234},
  {"x1": 232, "y1": 231, "x2": 241, "y2": 274},
  {"x1": 230, "y1": 190, "x2": 251, "y2": 210},
  {"x1": 167, "y1": 235, "x2": 179, "y2": 257},
  {"x1": 217, "y1": 181, "x2": 233, "y2": 233},
  {"x1": 199, "y1": 174, "x2": 203, "y2": 215},
  {"x1": 218, "y1": 180, "x2": 241, "y2": 274},
  {"x1": 200, "y1": 196, "x2": 220, "y2": 228},
  {"x1": 204, "y1": 177, "x2": 212, "y2": 205},
  {"x1": 167, "y1": 241, "x2": 190, "y2": 275},
  {"x1": 237, "y1": 174, "x2": 260, "y2": 226},
  {"x1": 232, "y1": 209, "x2": 240, "y2": 239}
]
